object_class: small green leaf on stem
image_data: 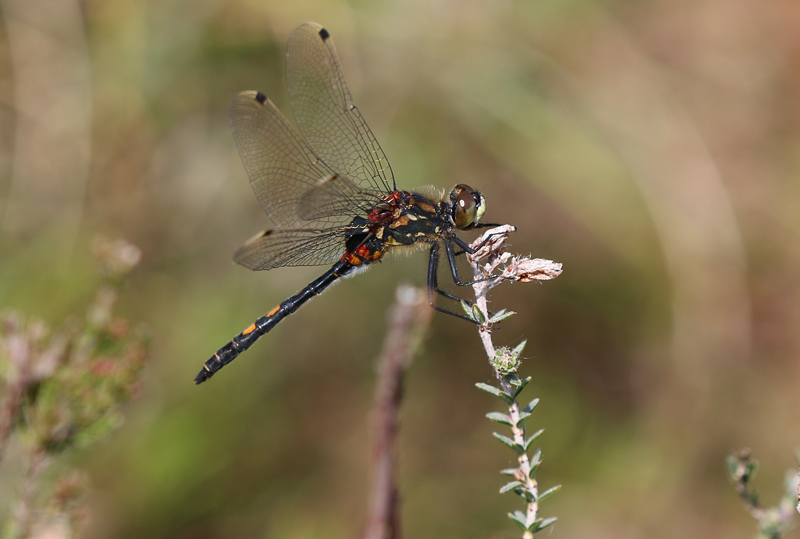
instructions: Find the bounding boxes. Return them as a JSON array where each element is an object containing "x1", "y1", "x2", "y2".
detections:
[
  {"x1": 508, "y1": 510, "x2": 528, "y2": 530},
  {"x1": 522, "y1": 398, "x2": 539, "y2": 414},
  {"x1": 524, "y1": 429, "x2": 545, "y2": 451},
  {"x1": 476, "y1": 382, "x2": 515, "y2": 405},
  {"x1": 476, "y1": 382, "x2": 503, "y2": 399},
  {"x1": 486, "y1": 412, "x2": 513, "y2": 426},
  {"x1": 532, "y1": 516, "x2": 558, "y2": 533},
  {"x1": 493, "y1": 432, "x2": 522, "y2": 454},
  {"x1": 471, "y1": 304, "x2": 486, "y2": 324},
  {"x1": 510, "y1": 376, "x2": 532, "y2": 399},
  {"x1": 489, "y1": 309, "x2": 516, "y2": 324},
  {"x1": 505, "y1": 373, "x2": 522, "y2": 386},
  {"x1": 499, "y1": 481, "x2": 524, "y2": 494},
  {"x1": 538, "y1": 485, "x2": 561, "y2": 503}
]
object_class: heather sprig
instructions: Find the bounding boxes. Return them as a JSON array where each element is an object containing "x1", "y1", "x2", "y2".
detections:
[{"x1": 466, "y1": 225, "x2": 562, "y2": 537}]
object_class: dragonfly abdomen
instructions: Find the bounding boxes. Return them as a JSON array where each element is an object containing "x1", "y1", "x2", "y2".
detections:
[{"x1": 194, "y1": 259, "x2": 353, "y2": 384}]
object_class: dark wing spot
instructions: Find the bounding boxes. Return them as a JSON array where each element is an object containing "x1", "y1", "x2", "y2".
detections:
[
  {"x1": 318, "y1": 28, "x2": 330, "y2": 40},
  {"x1": 255, "y1": 92, "x2": 267, "y2": 104},
  {"x1": 243, "y1": 229, "x2": 274, "y2": 246}
]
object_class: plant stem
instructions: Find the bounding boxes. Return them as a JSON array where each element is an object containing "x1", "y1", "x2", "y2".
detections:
[
  {"x1": 363, "y1": 285, "x2": 431, "y2": 539},
  {"x1": 467, "y1": 225, "x2": 562, "y2": 537}
]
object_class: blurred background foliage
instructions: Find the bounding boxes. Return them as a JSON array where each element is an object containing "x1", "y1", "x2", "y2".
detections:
[{"x1": 0, "y1": 0, "x2": 798, "y2": 537}]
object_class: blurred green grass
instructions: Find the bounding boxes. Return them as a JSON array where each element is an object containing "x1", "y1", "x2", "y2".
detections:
[{"x1": 1, "y1": 0, "x2": 799, "y2": 537}]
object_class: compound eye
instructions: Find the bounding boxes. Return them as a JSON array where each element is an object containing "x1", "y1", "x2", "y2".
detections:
[{"x1": 453, "y1": 187, "x2": 478, "y2": 229}]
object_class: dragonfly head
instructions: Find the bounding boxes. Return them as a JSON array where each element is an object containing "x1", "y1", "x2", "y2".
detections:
[{"x1": 449, "y1": 184, "x2": 487, "y2": 230}]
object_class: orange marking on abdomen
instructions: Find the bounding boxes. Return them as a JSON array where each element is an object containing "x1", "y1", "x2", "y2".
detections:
[
  {"x1": 242, "y1": 323, "x2": 257, "y2": 335},
  {"x1": 347, "y1": 253, "x2": 364, "y2": 265},
  {"x1": 267, "y1": 305, "x2": 280, "y2": 317}
]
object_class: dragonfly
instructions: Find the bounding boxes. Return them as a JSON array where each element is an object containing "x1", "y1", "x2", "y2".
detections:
[{"x1": 195, "y1": 22, "x2": 504, "y2": 384}]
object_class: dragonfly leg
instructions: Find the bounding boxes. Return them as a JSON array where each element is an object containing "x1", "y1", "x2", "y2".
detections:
[
  {"x1": 451, "y1": 223, "x2": 506, "y2": 256},
  {"x1": 434, "y1": 286, "x2": 499, "y2": 321},
  {"x1": 426, "y1": 241, "x2": 483, "y2": 324},
  {"x1": 444, "y1": 235, "x2": 505, "y2": 286}
]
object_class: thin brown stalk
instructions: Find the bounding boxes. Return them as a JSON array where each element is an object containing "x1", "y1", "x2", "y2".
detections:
[{"x1": 363, "y1": 285, "x2": 431, "y2": 539}]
